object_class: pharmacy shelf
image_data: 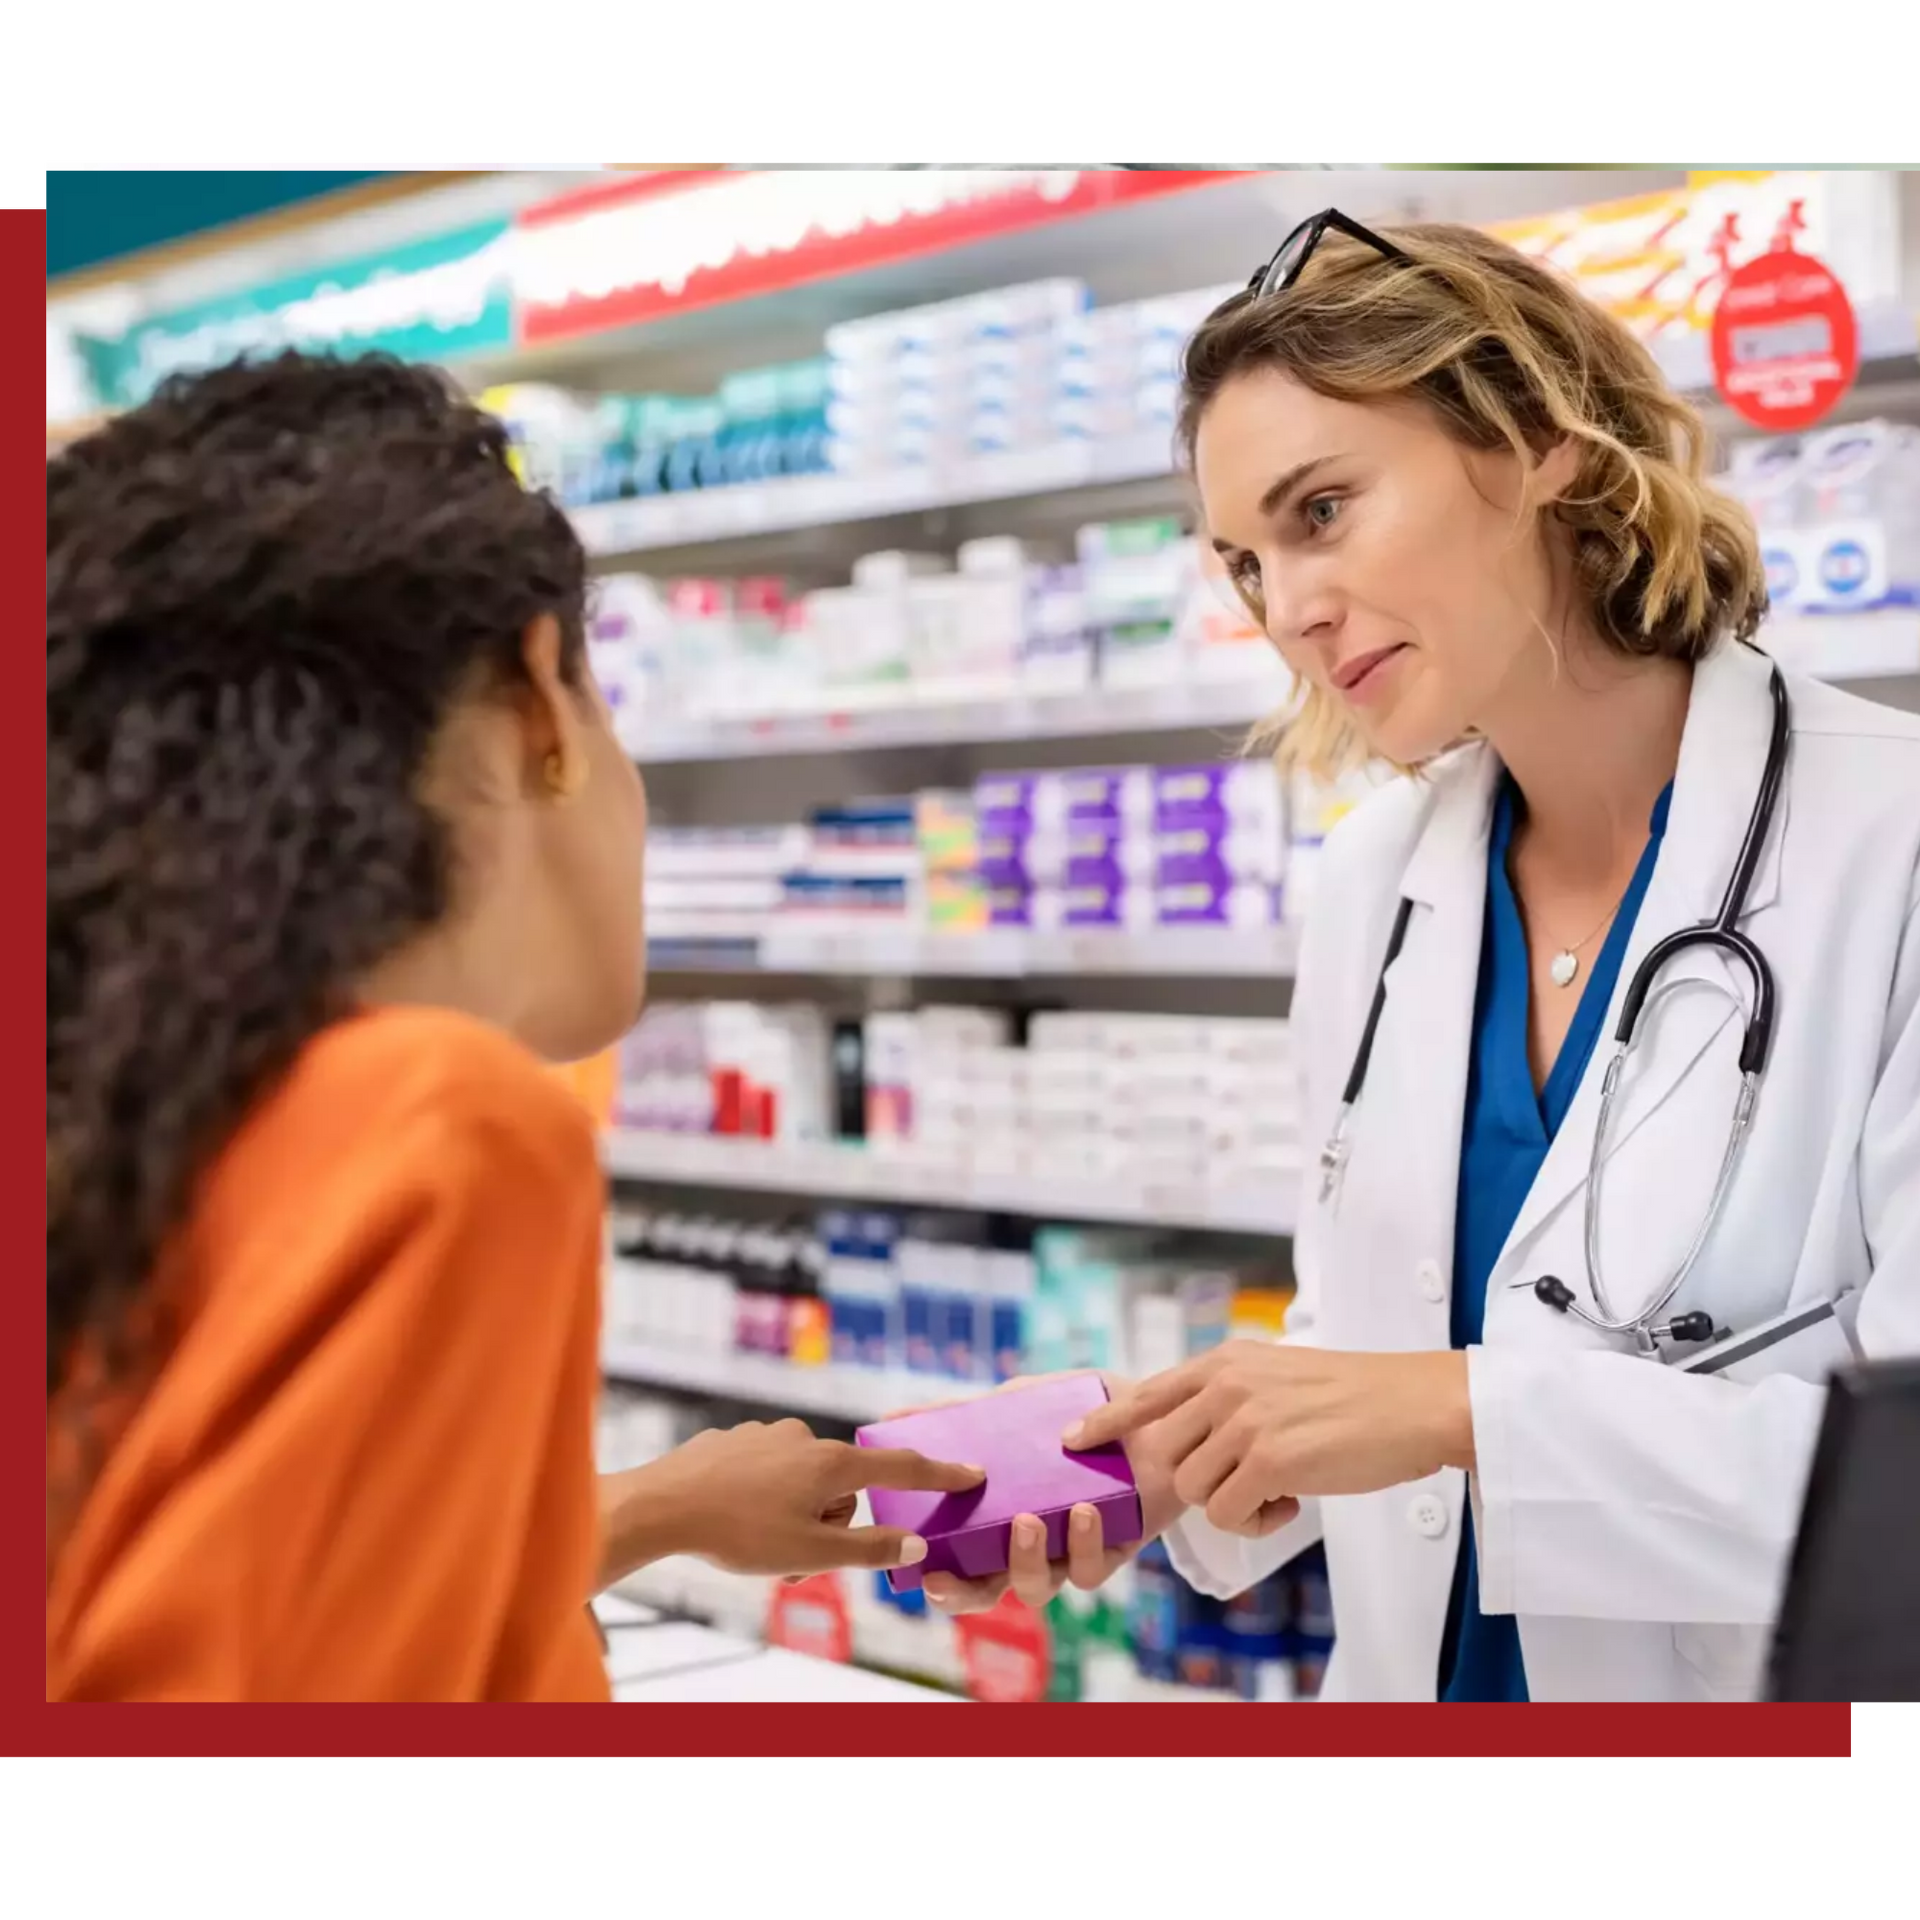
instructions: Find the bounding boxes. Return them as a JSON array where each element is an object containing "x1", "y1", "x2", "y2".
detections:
[
  {"x1": 622, "y1": 611, "x2": 1919, "y2": 769},
  {"x1": 624, "y1": 673, "x2": 1281, "y2": 766},
  {"x1": 1764, "y1": 606, "x2": 1920, "y2": 682},
  {"x1": 601, "y1": 1331, "x2": 972, "y2": 1424},
  {"x1": 573, "y1": 430, "x2": 1179, "y2": 561},
  {"x1": 601, "y1": 1130, "x2": 1298, "y2": 1237},
  {"x1": 571, "y1": 349, "x2": 1920, "y2": 568},
  {"x1": 649, "y1": 924, "x2": 1299, "y2": 980}
]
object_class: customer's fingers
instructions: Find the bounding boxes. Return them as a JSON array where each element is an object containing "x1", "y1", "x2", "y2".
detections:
[
  {"x1": 835, "y1": 1445, "x2": 984, "y2": 1495},
  {"x1": 811, "y1": 1524, "x2": 932, "y2": 1572}
]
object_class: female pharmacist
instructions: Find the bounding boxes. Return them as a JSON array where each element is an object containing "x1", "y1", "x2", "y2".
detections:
[
  {"x1": 929, "y1": 212, "x2": 1920, "y2": 1701},
  {"x1": 45, "y1": 355, "x2": 979, "y2": 1702}
]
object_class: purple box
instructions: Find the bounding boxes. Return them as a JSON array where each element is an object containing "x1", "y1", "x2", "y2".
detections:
[
  {"x1": 1153, "y1": 763, "x2": 1284, "y2": 828},
  {"x1": 1057, "y1": 768, "x2": 1131, "y2": 825},
  {"x1": 987, "y1": 881, "x2": 1036, "y2": 928},
  {"x1": 857, "y1": 1373, "x2": 1143, "y2": 1593},
  {"x1": 1061, "y1": 878, "x2": 1154, "y2": 929},
  {"x1": 1156, "y1": 877, "x2": 1282, "y2": 928}
]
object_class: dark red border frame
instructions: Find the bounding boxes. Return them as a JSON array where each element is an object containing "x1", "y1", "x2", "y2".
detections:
[{"x1": 10, "y1": 196, "x2": 1850, "y2": 1757}]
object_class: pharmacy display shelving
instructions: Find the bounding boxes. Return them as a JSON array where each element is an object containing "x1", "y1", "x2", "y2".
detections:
[
  {"x1": 571, "y1": 358, "x2": 1920, "y2": 568},
  {"x1": 622, "y1": 609, "x2": 1920, "y2": 771},
  {"x1": 601, "y1": 1328, "x2": 972, "y2": 1427},
  {"x1": 601, "y1": 1129, "x2": 1299, "y2": 1238},
  {"x1": 574, "y1": 430, "x2": 1178, "y2": 562},
  {"x1": 647, "y1": 923, "x2": 1301, "y2": 981},
  {"x1": 623, "y1": 672, "x2": 1283, "y2": 767}
]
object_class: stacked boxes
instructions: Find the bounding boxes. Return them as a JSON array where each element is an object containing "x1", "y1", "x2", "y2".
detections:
[
  {"x1": 975, "y1": 761, "x2": 1288, "y2": 933},
  {"x1": 826, "y1": 280, "x2": 1092, "y2": 472}
]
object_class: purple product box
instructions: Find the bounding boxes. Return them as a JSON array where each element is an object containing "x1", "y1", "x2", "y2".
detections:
[
  {"x1": 857, "y1": 1373, "x2": 1143, "y2": 1593},
  {"x1": 1062, "y1": 878, "x2": 1151, "y2": 929},
  {"x1": 1153, "y1": 763, "x2": 1284, "y2": 827},
  {"x1": 973, "y1": 773, "x2": 1042, "y2": 826},
  {"x1": 1058, "y1": 768, "x2": 1131, "y2": 825},
  {"x1": 987, "y1": 881, "x2": 1036, "y2": 929},
  {"x1": 1156, "y1": 877, "x2": 1282, "y2": 928}
]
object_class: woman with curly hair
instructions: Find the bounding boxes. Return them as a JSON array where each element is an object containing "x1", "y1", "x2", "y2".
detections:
[{"x1": 46, "y1": 353, "x2": 978, "y2": 1702}]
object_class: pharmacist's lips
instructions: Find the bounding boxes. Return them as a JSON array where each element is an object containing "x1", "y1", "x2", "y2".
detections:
[{"x1": 1331, "y1": 644, "x2": 1409, "y2": 693}]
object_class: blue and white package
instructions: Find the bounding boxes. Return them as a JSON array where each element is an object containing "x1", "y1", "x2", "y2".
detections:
[{"x1": 820, "y1": 1207, "x2": 903, "y2": 1369}]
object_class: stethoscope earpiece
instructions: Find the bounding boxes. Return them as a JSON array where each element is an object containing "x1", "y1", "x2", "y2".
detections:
[{"x1": 1535, "y1": 1276, "x2": 1577, "y2": 1314}]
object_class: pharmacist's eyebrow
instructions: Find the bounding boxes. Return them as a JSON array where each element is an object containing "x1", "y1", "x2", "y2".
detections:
[
  {"x1": 1208, "y1": 457, "x2": 1340, "y2": 554},
  {"x1": 1257, "y1": 456, "x2": 1339, "y2": 518}
]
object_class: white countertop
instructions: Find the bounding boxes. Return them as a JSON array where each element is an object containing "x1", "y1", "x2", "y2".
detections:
[{"x1": 594, "y1": 1594, "x2": 956, "y2": 1703}]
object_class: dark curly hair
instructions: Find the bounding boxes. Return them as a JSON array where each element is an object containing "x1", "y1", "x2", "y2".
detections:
[{"x1": 46, "y1": 352, "x2": 589, "y2": 1529}]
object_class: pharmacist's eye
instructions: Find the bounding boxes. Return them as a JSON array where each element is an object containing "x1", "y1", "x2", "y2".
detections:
[
  {"x1": 1225, "y1": 551, "x2": 1265, "y2": 611},
  {"x1": 1302, "y1": 493, "x2": 1344, "y2": 533}
]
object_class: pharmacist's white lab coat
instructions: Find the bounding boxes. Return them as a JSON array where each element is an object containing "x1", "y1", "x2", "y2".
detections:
[{"x1": 1166, "y1": 640, "x2": 1920, "y2": 1701}]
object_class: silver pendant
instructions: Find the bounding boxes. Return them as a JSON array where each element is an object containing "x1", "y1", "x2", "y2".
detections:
[{"x1": 1550, "y1": 950, "x2": 1579, "y2": 988}]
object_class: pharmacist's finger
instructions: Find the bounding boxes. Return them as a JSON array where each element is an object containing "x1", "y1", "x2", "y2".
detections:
[
  {"x1": 1006, "y1": 1514, "x2": 1063, "y2": 1610},
  {"x1": 834, "y1": 1445, "x2": 985, "y2": 1495},
  {"x1": 1250, "y1": 1496, "x2": 1301, "y2": 1537},
  {"x1": 1171, "y1": 1420, "x2": 1245, "y2": 1515},
  {"x1": 1064, "y1": 1504, "x2": 1110, "y2": 1591},
  {"x1": 1063, "y1": 1356, "x2": 1217, "y2": 1449},
  {"x1": 923, "y1": 1571, "x2": 1008, "y2": 1615}
]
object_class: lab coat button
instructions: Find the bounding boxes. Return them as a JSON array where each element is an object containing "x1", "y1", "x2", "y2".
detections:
[
  {"x1": 1408, "y1": 1494, "x2": 1449, "y2": 1540},
  {"x1": 1416, "y1": 1259, "x2": 1446, "y2": 1304}
]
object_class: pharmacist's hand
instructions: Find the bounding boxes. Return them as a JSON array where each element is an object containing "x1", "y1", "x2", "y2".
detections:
[
  {"x1": 651, "y1": 1420, "x2": 983, "y2": 1578},
  {"x1": 921, "y1": 1386, "x2": 1187, "y2": 1617},
  {"x1": 1063, "y1": 1343, "x2": 1472, "y2": 1534}
]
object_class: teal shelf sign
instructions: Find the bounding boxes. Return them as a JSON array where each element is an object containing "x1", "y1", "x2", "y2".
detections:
[{"x1": 79, "y1": 216, "x2": 515, "y2": 408}]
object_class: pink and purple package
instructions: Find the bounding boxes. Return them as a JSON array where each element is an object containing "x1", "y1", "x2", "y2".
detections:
[{"x1": 855, "y1": 1373, "x2": 1144, "y2": 1593}]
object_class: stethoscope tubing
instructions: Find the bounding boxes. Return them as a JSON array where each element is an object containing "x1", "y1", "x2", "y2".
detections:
[{"x1": 1320, "y1": 658, "x2": 1789, "y2": 1353}]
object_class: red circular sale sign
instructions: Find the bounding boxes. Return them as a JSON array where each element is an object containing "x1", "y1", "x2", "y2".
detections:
[{"x1": 1709, "y1": 248, "x2": 1860, "y2": 432}]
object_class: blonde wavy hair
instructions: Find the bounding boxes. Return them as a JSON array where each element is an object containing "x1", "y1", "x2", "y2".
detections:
[{"x1": 1179, "y1": 220, "x2": 1769, "y2": 780}]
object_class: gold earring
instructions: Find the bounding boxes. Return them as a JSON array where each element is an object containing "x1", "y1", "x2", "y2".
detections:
[{"x1": 543, "y1": 750, "x2": 577, "y2": 798}]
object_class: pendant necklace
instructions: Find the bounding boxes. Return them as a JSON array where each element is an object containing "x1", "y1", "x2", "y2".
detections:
[{"x1": 1545, "y1": 897, "x2": 1627, "y2": 989}]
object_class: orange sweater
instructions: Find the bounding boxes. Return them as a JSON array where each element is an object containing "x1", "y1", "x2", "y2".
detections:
[{"x1": 46, "y1": 1007, "x2": 611, "y2": 1702}]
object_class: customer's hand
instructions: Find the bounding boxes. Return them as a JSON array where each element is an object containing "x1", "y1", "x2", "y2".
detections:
[
  {"x1": 914, "y1": 1376, "x2": 1187, "y2": 1617},
  {"x1": 598, "y1": 1420, "x2": 982, "y2": 1585},
  {"x1": 1063, "y1": 1343, "x2": 1471, "y2": 1535}
]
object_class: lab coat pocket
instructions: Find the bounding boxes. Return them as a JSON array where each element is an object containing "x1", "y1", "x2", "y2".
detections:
[{"x1": 1671, "y1": 1622, "x2": 1768, "y2": 1701}]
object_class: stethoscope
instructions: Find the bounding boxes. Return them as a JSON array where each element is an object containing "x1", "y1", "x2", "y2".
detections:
[{"x1": 1317, "y1": 659, "x2": 1790, "y2": 1358}]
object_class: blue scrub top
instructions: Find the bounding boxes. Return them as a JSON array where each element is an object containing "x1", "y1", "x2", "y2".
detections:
[{"x1": 1437, "y1": 771, "x2": 1673, "y2": 1702}]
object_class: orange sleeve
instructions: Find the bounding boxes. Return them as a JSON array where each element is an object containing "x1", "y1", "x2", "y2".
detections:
[{"x1": 48, "y1": 1014, "x2": 612, "y2": 1703}]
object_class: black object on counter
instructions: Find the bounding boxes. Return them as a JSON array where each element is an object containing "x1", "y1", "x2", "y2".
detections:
[{"x1": 1769, "y1": 1357, "x2": 1920, "y2": 1702}]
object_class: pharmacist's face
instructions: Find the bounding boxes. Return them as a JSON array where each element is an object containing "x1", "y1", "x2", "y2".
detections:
[{"x1": 1194, "y1": 368, "x2": 1562, "y2": 764}]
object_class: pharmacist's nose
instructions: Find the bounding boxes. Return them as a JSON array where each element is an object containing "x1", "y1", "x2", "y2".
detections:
[{"x1": 1261, "y1": 567, "x2": 1343, "y2": 657}]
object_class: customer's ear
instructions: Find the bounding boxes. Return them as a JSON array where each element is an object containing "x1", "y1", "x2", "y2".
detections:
[{"x1": 516, "y1": 613, "x2": 587, "y2": 800}]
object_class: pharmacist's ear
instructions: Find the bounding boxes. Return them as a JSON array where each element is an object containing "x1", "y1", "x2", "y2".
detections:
[
  {"x1": 515, "y1": 613, "x2": 589, "y2": 800},
  {"x1": 1528, "y1": 435, "x2": 1583, "y2": 510}
]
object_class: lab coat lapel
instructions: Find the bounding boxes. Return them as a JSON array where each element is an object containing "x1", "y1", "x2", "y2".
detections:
[
  {"x1": 1389, "y1": 747, "x2": 1501, "y2": 1275},
  {"x1": 1499, "y1": 642, "x2": 1789, "y2": 1273}
]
